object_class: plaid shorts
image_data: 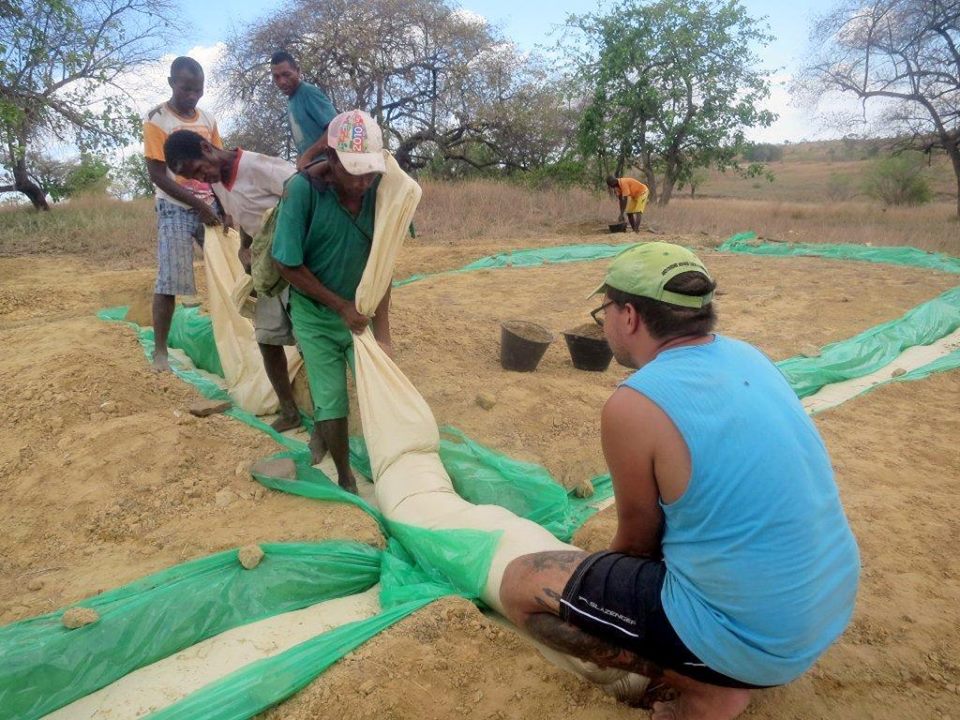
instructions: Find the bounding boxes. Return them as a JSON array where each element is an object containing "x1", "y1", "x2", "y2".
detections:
[{"x1": 155, "y1": 198, "x2": 204, "y2": 296}]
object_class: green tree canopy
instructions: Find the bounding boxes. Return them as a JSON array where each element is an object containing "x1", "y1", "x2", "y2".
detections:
[
  {"x1": 567, "y1": 0, "x2": 776, "y2": 204},
  {"x1": 0, "y1": 0, "x2": 175, "y2": 209}
]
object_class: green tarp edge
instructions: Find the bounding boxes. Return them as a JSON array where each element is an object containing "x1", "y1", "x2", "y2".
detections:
[
  {"x1": 144, "y1": 598, "x2": 436, "y2": 720},
  {"x1": 716, "y1": 233, "x2": 960, "y2": 398},
  {"x1": 775, "y1": 285, "x2": 960, "y2": 398},
  {"x1": 393, "y1": 242, "x2": 635, "y2": 287},
  {"x1": 145, "y1": 520, "x2": 503, "y2": 720},
  {"x1": 0, "y1": 542, "x2": 382, "y2": 720},
  {"x1": 807, "y1": 348, "x2": 960, "y2": 415},
  {"x1": 718, "y1": 231, "x2": 960, "y2": 274}
]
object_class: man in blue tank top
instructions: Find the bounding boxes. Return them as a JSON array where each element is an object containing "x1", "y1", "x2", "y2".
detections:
[{"x1": 500, "y1": 242, "x2": 859, "y2": 719}]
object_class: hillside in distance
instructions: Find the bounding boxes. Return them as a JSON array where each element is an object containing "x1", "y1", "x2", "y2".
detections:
[{"x1": 698, "y1": 138, "x2": 955, "y2": 203}]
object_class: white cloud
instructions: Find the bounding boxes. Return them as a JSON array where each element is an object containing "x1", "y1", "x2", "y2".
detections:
[
  {"x1": 452, "y1": 8, "x2": 488, "y2": 26},
  {"x1": 109, "y1": 43, "x2": 229, "y2": 162},
  {"x1": 121, "y1": 43, "x2": 228, "y2": 120}
]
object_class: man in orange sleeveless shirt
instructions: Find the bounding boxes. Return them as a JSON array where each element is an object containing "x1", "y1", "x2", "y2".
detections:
[{"x1": 606, "y1": 175, "x2": 649, "y2": 233}]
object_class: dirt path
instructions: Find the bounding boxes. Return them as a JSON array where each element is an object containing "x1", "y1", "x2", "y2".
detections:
[{"x1": 1, "y1": 240, "x2": 958, "y2": 719}]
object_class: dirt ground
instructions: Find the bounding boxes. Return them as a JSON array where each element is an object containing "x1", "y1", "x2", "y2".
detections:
[{"x1": 1, "y1": 232, "x2": 958, "y2": 719}]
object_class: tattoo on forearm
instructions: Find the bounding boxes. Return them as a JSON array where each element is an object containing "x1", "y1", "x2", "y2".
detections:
[
  {"x1": 533, "y1": 587, "x2": 563, "y2": 613},
  {"x1": 529, "y1": 551, "x2": 588, "y2": 572},
  {"x1": 524, "y1": 614, "x2": 662, "y2": 679}
]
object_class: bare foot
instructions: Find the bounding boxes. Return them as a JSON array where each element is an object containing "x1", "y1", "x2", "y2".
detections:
[
  {"x1": 650, "y1": 684, "x2": 750, "y2": 720},
  {"x1": 151, "y1": 352, "x2": 171, "y2": 373},
  {"x1": 271, "y1": 408, "x2": 301, "y2": 432},
  {"x1": 308, "y1": 427, "x2": 327, "y2": 465},
  {"x1": 339, "y1": 474, "x2": 358, "y2": 495}
]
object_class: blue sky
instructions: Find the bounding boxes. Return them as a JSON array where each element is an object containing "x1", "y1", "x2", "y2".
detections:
[{"x1": 166, "y1": 0, "x2": 848, "y2": 143}]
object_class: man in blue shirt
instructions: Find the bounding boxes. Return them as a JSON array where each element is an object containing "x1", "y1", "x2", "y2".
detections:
[
  {"x1": 271, "y1": 51, "x2": 337, "y2": 170},
  {"x1": 499, "y1": 243, "x2": 860, "y2": 719}
]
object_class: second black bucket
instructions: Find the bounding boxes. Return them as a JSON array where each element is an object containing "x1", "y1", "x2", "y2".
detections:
[
  {"x1": 563, "y1": 323, "x2": 614, "y2": 371},
  {"x1": 500, "y1": 320, "x2": 554, "y2": 372}
]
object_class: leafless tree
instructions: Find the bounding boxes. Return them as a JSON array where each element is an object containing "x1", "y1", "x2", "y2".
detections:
[
  {"x1": 218, "y1": 0, "x2": 572, "y2": 173},
  {"x1": 802, "y1": 0, "x2": 960, "y2": 218}
]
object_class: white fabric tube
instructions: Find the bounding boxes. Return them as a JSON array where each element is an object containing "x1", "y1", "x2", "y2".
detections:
[
  {"x1": 202, "y1": 227, "x2": 302, "y2": 414},
  {"x1": 351, "y1": 154, "x2": 647, "y2": 697}
]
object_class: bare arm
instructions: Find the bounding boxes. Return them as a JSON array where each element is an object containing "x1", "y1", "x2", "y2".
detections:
[
  {"x1": 600, "y1": 388, "x2": 664, "y2": 557},
  {"x1": 276, "y1": 262, "x2": 369, "y2": 333},
  {"x1": 618, "y1": 195, "x2": 627, "y2": 218},
  {"x1": 146, "y1": 159, "x2": 220, "y2": 225},
  {"x1": 238, "y1": 229, "x2": 253, "y2": 274},
  {"x1": 296, "y1": 136, "x2": 329, "y2": 171}
]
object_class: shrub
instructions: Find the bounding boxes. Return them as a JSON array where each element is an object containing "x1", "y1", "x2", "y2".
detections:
[
  {"x1": 742, "y1": 142, "x2": 784, "y2": 162},
  {"x1": 862, "y1": 153, "x2": 933, "y2": 206},
  {"x1": 826, "y1": 173, "x2": 854, "y2": 201}
]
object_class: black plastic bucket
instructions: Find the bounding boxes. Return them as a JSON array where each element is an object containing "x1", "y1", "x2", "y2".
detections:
[
  {"x1": 608, "y1": 221, "x2": 627, "y2": 233},
  {"x1": 500, "y1": 320, "x2": 554, "y2": 372},
  {"x1": 563, "y1": 323, "x2": 614, "y2": 371}
]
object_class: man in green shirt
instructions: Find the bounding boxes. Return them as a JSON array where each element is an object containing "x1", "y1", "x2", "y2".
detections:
[
  {"x1": 271, "y1": 51, "x2": 337, "y2": 170},
  {"x1": 272, "y1": 109, "x2": 390, "y2": 494}
]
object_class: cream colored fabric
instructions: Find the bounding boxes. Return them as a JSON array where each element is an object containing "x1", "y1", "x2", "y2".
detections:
[
  {"x1": 351, "y1": 154, "x2": 646, "y2": 695},
  {"x1": 202, "y1": 226, "x2": 302, "y2": 414}
]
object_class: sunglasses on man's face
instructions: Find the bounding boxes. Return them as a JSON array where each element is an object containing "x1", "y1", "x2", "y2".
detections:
[{"x1": 590, "y1": 300, "x2": 615, "y2": 327}]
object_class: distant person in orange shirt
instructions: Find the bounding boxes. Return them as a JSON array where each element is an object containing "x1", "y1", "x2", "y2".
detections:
[{"x1": 606, "y1": 175, "x2": 649, "y2": 233}]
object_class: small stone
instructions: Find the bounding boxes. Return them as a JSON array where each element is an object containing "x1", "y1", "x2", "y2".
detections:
[
  {"x1": 26, "y1": 577, "x2": 44, "y2": 592},
  {"x1": 475, "y1": 392, "x2": 496, "y2": 410},
  {"x1": 186, "y1": 487, "x2": 201, "y2": 498},
  {"x1": 62, "y1": 607, "x2": 100, "y2": 629},
  {"x1": 891, "y1": 367, "x2": 907, "y2": 378},
  {"x1": 181, "y1": 296, "x2": 202, "y2": 308},
  {"x1": 99, "y1": 401, "x2": 118, "y2": 414},
  {"x1": 249, "y1": 457, "x2": 297, "y2": 480},
  {"x1": 235, "y1": 461, "x2": 247, "y2": 476},
  {"x1": 573, "y1": 478, "x2": 595, "y2": 499},
  {"x1": 189, "y1": 399, "x2": 232, "y2": 418},
  {"x1": 253, "y1": 486, "x2": 266, "y2": 501},
  {"x1": 800, "y1": 344, "x2": 821, "y2": 358},
  {"x1": 214, "y1": 488, "x2": 238, "y2": 508},
  {"x1": 358, "y1": 679, "x2": 377, "y2": 696},
  {"x1": 238, "y1": 544, "x2": 265, "y2": 570}
]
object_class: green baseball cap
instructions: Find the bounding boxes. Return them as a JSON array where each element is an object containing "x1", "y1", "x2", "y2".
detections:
[{"x1": 588, "y1": 242, "x2": 714, "y2": 309}]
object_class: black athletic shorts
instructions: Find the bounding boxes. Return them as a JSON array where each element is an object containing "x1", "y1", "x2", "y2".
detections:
[{"x1": 559, "y1": 551, "x2": 771, "y2": 689}]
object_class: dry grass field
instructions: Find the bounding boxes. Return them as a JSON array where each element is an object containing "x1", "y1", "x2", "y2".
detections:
[{"x1": 1, "y1": 139, "x2": 957, "y2": 262}]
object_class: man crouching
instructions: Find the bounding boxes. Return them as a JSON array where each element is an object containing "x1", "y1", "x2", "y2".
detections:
[{"x1": 499, "y1": 242, "x2": 860, "y2": 719}]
